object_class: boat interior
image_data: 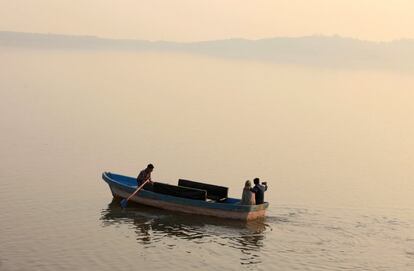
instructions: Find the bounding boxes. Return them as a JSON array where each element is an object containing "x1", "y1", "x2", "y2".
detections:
[
  {"x1": 153, "y1": 179, "x2": 231, "y2": 202},
  {"x1": 105, "y1": 172, "x2": 238, "y2": 203}
]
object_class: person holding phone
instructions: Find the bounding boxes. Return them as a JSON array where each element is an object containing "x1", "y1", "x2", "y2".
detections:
[{"x1": 250, "y1": 178, "x2": 268, "y2": 205}]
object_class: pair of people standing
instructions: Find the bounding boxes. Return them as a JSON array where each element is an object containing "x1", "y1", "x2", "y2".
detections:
[{"x1": 241, "y1": 178, "x2": 268, "y2": 205}]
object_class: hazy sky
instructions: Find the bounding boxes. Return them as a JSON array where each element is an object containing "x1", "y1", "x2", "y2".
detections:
[{"x1": 1, "y1": 0, "x2": 413, "y2": 42}]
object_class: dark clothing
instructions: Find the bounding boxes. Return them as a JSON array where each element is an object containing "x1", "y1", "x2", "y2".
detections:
[
  {"x1": 136, "y1": 169, "x2": 151, "y2": 185},
  {"x1": 250, "y1": 184, "x2": 267, "y2": 205}
]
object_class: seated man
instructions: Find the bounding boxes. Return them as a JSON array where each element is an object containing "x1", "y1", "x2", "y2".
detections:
[
  {"x1": 137, "y1": 163, "x2": 154, "y2": 190},
  {"x1": 250, "y1": 178, "x2": 268, "y2": 205}
]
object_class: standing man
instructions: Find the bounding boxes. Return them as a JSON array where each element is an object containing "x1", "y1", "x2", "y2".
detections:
[
  {"x1": 250, "y1": 178, "x2": 268, "y2": 205},
  {"x1": 137, "y1": 164, "x2": 154, "y2": 188}
]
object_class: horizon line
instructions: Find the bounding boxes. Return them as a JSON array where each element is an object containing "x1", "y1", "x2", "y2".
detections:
[{"x1": 1, "y1": 30, "x2": 413, "y2": 44}]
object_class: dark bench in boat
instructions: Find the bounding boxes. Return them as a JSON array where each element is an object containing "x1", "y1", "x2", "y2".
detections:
[
  {"x1": 178, "y1": 179, "x2": 228, "y2": 201},
  {"x1": 153, "y1": 182, "x2": 207, "y2": 201}
]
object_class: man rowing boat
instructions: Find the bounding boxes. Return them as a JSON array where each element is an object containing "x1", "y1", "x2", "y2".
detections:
[{"x1": 136, "y1": 163, "x2": 154, "y2": 189}]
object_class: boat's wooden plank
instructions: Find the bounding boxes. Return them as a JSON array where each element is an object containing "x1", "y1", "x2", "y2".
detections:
[
  {"x1": 153, "y1": 182, "x2": 207, "y2": 200},
  {"x1": 178, "y1": 179, "x2": 228, "y2": 200}
]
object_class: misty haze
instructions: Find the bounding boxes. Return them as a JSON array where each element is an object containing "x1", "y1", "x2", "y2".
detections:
[{"x1": 1, "y1": 28, "x2": 414, "y2": 271}]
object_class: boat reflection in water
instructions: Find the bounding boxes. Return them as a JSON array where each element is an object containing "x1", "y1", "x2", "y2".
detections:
[{"x1": 100, "y1": 199, "x2": 269, "y2": 266}]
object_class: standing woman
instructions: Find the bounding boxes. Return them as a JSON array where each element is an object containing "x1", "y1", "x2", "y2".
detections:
[{"x1": 240, "y1": 180, "x2": 255, "y2": 205}]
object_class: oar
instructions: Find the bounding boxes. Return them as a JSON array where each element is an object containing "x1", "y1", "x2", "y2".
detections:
[{"x1": 120, "y1": 180, "x2": 150, "y2": 208}]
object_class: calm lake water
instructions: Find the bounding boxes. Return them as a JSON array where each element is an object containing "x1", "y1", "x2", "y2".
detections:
[{"x1": 1, "y1": 48, "x2": 414, "y2": 270}]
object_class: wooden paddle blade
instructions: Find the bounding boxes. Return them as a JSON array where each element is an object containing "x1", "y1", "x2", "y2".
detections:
[{"x1": 120, "y1": 199, "x2": 128, "y2": 208}]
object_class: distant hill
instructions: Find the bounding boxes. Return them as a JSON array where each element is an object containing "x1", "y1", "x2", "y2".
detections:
[{"x1": 1, "y1": 31, "x2": 413, "y2": 70}]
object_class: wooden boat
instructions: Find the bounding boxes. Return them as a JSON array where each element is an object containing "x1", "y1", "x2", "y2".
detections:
[{"x1": 102, "y1": 172, "x2": 269, "y2": 221}]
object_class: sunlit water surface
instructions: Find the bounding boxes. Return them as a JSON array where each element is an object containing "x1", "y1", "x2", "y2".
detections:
[{"x1": 1, "y1": 48, "x2": 414, "y2": 270}]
